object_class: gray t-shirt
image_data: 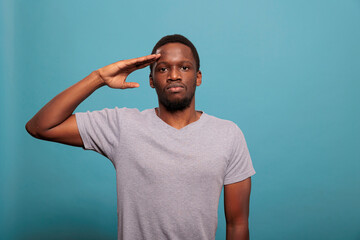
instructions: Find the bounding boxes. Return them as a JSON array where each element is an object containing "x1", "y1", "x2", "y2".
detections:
[{"x1": 75, "y1": 107, "x2": 255, "y2": 240}]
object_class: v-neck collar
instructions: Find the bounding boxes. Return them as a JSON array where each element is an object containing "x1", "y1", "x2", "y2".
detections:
[{"x1": 151, "y1": 108, "x2": 206, "y2": 133}]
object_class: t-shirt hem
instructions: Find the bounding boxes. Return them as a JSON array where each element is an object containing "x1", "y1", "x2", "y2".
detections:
[
  {"x1": 75, "y1": 112, "x2": 93, "y2": 151},
  {"x1": 223, "y1": 168, "x2": 256, "y2": 185}
]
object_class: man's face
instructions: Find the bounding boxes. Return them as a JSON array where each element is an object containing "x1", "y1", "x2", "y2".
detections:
[{"x1": 150, "y1": 43, "x2": 202, "y2": 112}]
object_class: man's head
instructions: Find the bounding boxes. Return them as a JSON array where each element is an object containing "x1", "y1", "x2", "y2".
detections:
[
  {"x1": 149, "y1": 34, "x2": 202, "y2": 112},
  {"x1": 149, "y1": 34, "x2": 200, "y2": 73}
]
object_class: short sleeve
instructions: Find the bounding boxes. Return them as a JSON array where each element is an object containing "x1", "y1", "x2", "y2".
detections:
[
  {"x1": 224, "y1": 124, "x2": 256, "y2": 185},
  {"x1": 75, "y1": 107, "x2": 120, "y2": 160}
]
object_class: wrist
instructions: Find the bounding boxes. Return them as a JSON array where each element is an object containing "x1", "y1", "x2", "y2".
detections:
[{"x1": 90, "y1": 70, "x2": 106, "y2": 88}]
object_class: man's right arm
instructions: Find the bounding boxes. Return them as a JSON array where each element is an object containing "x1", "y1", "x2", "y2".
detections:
[
  {"x1": 25, "y1": 71, "x2": 104, "y2": 147},
  {"x1": 25, "y1": 54, "x2": 161, "y2": 147}
]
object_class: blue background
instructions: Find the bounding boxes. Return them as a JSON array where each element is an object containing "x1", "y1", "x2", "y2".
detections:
[{"x1": 1, "y1": 0, "x2": 359, "y2": 239}]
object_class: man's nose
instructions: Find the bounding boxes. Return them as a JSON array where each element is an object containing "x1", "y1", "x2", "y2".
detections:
[{"x1": 168, "y1": 67, "x2": 181, "y2": 81}]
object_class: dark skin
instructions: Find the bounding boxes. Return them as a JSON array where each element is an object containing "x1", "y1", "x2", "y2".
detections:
[
  {"x1": 150, "y1": 42, "x2": 202, "y2": 129},
  {"x1": 224, "y1": 177, "x2": 251, "y2": 240},
  {"x1": 25, "y1": 42, "x2": 251, "y2": 240}
]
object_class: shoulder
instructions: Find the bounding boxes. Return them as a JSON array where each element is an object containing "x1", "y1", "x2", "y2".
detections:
[
  {"x1": 76, "y1": 107, "x2": 144, "y2": 123},
  {"x1": 203, "y1": 112, "x2": 243, "y2": 134},
  {"x1": 105, "y1": 107, "x2": 155, "y2": 123},
  {"x1": 88, "y1": 107, "x2": 143, "y2": 116}
]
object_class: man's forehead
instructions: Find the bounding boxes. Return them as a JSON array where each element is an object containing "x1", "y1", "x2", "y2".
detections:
[
  {"x1": 155, "y1": 43, "x2": 191, "y2": 55},
  {"x1": 155, "y1": 43, "x2": 194, "y2": 62}
]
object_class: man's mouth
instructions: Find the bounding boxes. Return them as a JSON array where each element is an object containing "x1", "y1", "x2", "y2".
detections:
[{"x1": 166, "y1": 83, "x2": 185, "y2": 92}]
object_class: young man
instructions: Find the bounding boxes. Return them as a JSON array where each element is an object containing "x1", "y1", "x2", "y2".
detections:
[{"x1": 26, "y1": 34, "x2": 255, "y2": 240}]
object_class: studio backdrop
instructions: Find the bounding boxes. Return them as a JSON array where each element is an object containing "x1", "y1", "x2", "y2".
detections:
[{"x1": 1, "y1": 0, "x2": 359, "y2": 239}]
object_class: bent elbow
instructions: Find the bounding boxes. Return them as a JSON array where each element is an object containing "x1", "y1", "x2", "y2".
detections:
[
  {"x1": 25, "y1": 121, "x2": 42, "y2": 139},
  {"x1": 25, "y1": 121, "x2": 36, "y2": 137}
]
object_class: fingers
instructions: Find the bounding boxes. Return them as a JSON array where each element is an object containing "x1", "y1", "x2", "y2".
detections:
[
  {"x1": 133, "y1": 61, "x2": 155, "y2": 70},
  {"x1": 103, "y1": 53, "x2": 161, "y2": 89},
  {"x1": 122, "y1": 82, "x2": 140, "y2": 89},
  {"x1": 127, "y1": 53, "x2": 161, "y2": 68}
]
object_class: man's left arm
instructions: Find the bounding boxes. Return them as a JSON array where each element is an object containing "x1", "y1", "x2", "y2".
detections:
[{"x1": 224, "y1": 177, "x2": 252, "y2": 240}]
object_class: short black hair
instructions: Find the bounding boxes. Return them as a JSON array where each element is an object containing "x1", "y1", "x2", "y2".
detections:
[{"x1": 149, "y1": 34, "x2": 200, "y2": 73}]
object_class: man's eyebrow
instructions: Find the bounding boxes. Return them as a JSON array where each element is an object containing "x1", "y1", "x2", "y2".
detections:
[
  {"x1": 181, "y1": 61, "x2": 194, "y2": 65},
  {"x1": 155, "y1": 61, "x2": 194, "y2": 66},
  {"x1": 155, "y1": 61, "x2": 167, "y2": 65}
]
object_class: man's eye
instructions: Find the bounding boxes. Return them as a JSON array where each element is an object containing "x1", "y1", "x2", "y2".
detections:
[
  {"x1": 159, "y1": 67, "x2": 167, "y2": 72},
  {"x1": 181, "y1": 66, "x2": 189, "y2": 70}
]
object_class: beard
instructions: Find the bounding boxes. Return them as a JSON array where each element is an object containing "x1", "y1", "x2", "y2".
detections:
[
  {"x1": 155, "y1": 80, "x2": 196, "y2": 112},
  {"x1": 158, "y1": 91, "x2": 195, "y2": 112}
]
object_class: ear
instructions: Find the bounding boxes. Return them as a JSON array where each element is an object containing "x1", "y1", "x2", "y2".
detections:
[
  {"x1": 149, "y1": 74, "x2": 155, "y2": 88},
  {"x1": 196, "y1": 70, "x2": 202, "y2": 86}
]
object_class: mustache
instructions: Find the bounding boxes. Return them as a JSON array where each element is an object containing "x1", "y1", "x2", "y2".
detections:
[{"x1": 166, "y1": 83, "x2": 185, "y2": 89}]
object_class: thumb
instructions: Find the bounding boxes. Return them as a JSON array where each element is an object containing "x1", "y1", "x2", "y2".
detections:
[{"x1": 122, "y1": 82, "x2": 140, "y2": 89}]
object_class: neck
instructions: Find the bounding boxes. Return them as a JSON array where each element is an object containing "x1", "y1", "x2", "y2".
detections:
[{"x1": 155, "y1": 99, "x2": 201, "y2": 130}]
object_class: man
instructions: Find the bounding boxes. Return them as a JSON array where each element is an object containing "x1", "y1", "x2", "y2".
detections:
[{"x1": 26, "y1": 34, "x2": 255, "y2": 240}]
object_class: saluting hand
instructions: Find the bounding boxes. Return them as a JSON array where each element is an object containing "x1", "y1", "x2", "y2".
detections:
[{"x1": 96, "y1": 54, "x2": 161, "y2": 89}]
